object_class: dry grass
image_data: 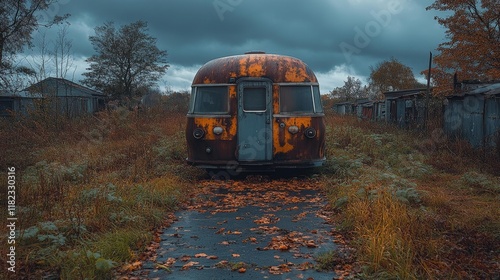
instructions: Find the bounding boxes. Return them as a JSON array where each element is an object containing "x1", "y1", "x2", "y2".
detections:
[
  {"x1": 346, "y1": 187, "x2": 417, "y2": 277},
  {"x1": 322, "y1": 113, "x2": 500, "y2": 279},
  {"x1": 1, "y1": 108, "x2": 499, "y2": 279},
  {"x1": 0, "y1": 107, "x2": 204, "y2": 279}
]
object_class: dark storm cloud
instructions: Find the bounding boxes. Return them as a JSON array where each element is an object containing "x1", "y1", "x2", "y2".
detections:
[{"x1": 37, "y1": 0, "x2": 446, "y2": 90}]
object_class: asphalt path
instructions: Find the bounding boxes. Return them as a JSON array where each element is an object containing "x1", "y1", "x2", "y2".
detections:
[{"x1": 139, "y1": 176, "x2": 345, "y2": 279}]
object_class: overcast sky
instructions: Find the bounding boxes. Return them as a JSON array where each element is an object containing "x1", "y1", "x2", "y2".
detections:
[{"x1": 27, "y1": 0, "x2": 447, "y2": 93}]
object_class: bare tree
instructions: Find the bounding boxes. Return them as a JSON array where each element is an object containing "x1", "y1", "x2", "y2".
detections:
[
  {"x1": 24, "y1": 25, "x2": 75, "y2": 85},
  {"x1": 25, "y1": 31, "x2": 52, "y2": 83},
  {"x1": 53, "y1": 24, "x2": 74, "y2": 79}
]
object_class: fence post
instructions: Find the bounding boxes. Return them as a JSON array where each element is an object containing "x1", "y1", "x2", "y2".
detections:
[{"x1": 425, "y1": 52, "x2": 432, "y2": 130}]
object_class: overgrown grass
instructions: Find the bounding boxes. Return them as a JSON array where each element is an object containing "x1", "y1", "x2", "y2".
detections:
[
  {"x1": 2, "y1": 108, "x2": 499, "y2": 279},
  {"x1": 0, "y1": 108, "x2": 204, "y2": 279},
  {"x1": 321, "y1": 114, "x2": 500, "y2": 279}
]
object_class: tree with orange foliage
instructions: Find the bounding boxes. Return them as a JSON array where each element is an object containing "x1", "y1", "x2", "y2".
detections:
[
  {"x1": 420, "y1": 67, "x2": 454, "y2": 96},
  {"x1": 427, "y1": 0, "x2": 500, "y2": 94},
  {"x1": 369, "y1": 57, "x2": 422, "y2": 94}
]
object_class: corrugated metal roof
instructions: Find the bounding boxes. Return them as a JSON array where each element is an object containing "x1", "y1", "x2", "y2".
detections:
[
  {"x1": 447, "y1": 82, "x2": 500, "y2": 99},
  {"x1": 0, "y1": 91, "x2": 43, "y2": 98},
  {"x1": 333, "y1": 101, "x2": 353, "y2": 106},
  {"x1": 383, "y1": 88, "x2": 428, "y2": 100},
  {"x1": 468, "y1": 83, "x2": 500, "y2": 96},
  {"x1": 23, "y1": 77, "x2": 105, "y2": 98},
  {"x1": 355, "y1": 98, "x2": 372, "y2": 105}
]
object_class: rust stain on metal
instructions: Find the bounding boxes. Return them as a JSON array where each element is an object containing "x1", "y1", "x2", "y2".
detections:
[
  {"x1": 239, "y1": 58, "x2": 248, "y2": 77},
  {"x1": 273, "y1": 116, "x2": 325, "y2": 160},
  {"x1": 272, "y1": 84, "x2": 280, "y2": 113},
  {"x1": 229, "y1": 85, "x2": 237, "y2": 98},
  {"x1": 193, "y1": 117, "x2": 236, "y2": 141},
  {"x1": 285, "y1": 67, "x2": 308, "y2": 82},
  {"x1": 273, "y1": 117, "x2": 313, "y2": 154},
  {"x1": 193, "y1": 54, "x2": 318, "y2": 84},
  {"x1": 248, "y1": 62, "x2": 265, "y2": 77}
]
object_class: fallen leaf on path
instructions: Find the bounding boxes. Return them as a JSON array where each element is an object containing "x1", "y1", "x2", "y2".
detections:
[
  {"x1": 181, "y1": 261, "x2": 199, "y2": 271},
  {"x1": 297, "y1": 262, "x2": 314, "y2": 270},
  {"x1": 306, "y1": 240, "x2": 318, "y2": 248},
  {"x1": 194, "y1": 253, "x2": 207, "y2": 258},
  {"x1": 165, "y1": 258, "x2": 176, "y2": 266},
  {"x1": 121, "y1": 261, "x2": 142, "y2": 271}
]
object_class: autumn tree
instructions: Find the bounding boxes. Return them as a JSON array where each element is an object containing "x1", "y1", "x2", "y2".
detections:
[
  {"x1": 369, "y1": 57, "x2": 422, "y2": 94},
  {"x1": 420, "y1": 67, "x2": 454, "y2": 95},
  {"x1": 321, "y1": 94, "x2": 335, "y2": 110},
  {"x1": 427, "y1": 0, "x2": 500, "y2": 92},
  {"x1": 0, "y1": 0, "x2": 68, "y2": 89},
  {"x1": 82, "y1": 21, "x2": 169, "y2": 100}
]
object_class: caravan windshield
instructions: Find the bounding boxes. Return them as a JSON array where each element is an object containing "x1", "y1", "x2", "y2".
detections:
[
  {"x1": 280, "y1": 85, "x2": 323, "y2": 113},
  {"x1": 190, "y1": 86, "x2": 229, "y2": 114}
]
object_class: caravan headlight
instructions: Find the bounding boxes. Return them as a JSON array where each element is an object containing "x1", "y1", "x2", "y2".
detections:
[
  {"x1": 304, "y1": 127, "x2": 316, "y2": 138},
  {"x1": 193, "y1": 128, "x2": 205, "y2": 139},
  {"x1": 213, "y1": 126, "x2": 223, "y2": 135},
  {"x1": 288, "y1": 126, "x2": 299, "y2": 134}
]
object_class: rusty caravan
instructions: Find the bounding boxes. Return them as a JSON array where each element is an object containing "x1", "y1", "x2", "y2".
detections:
[{"x1": 186, "y1": 52, "x2": 326, "y2": 171}]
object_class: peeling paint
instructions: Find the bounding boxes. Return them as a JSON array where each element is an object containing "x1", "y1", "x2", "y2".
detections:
[
  {"x1": 273, "y1": 117, "x2": 314, "y2": 154},
  {"x1": 285, "y1": 67, "x2": 308, "y2": 83},
  {"x1": 193, "y1": 117, "x2": 237, "y2": 140}
]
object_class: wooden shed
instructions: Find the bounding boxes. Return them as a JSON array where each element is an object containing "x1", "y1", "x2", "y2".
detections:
[
  {"x1": 383, "y1": 88, "x2": 428, "y2": 128},
  {"x1": 0, "y1": 91, "x2": 43, "y2": 117},
  {"x1": 354, "y1": 98, "x2": 373, "y2": 120},
  {"x1": 333, "y1": 101, "x2": 354, "y2": 115},
  {"x1": 444, "y1": 83, "x2": 500, "y2": 148},
  {"x1": 0, "y1": 77, "x2": 106, "y2": 117}
]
